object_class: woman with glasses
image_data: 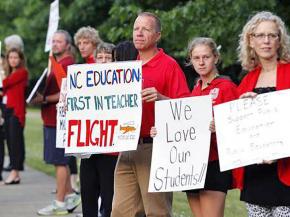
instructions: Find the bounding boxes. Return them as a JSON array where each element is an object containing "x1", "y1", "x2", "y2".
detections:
[{"x1": 236, "y1": 11, "x2": 290, "y2": 217}]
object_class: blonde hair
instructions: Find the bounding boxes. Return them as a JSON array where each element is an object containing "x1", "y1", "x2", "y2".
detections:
[
  {"x1": 187, "y1": 37, "x2": 220, "y2": 65},
  {"x1": 238, "y1": 11, "x2": 290, "y2": 71},
  {"x1": 74, "y1": 26, "x2": 103, "y2": 47}
]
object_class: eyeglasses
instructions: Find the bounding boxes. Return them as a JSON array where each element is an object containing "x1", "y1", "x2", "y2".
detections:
[{"x1": 251, "y1": 33, "x2": 279, "y2": 41}]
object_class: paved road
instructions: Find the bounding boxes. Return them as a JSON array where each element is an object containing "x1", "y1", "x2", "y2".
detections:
[{"x1": 0, "y1": 166, "x2": 82, "y2": 217}]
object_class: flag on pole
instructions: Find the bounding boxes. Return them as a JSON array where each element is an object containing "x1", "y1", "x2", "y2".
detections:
[{"x1": 49, "y1": 55, "x2": 66, "y2": 88}]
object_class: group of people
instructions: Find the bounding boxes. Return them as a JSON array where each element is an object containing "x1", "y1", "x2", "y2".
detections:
[
  {"x1": 0, "y1": 9, "x2": 290, "y2": 217},
  {"x1": 31, "y1": 26, "x2": 139, "y2": 216}
]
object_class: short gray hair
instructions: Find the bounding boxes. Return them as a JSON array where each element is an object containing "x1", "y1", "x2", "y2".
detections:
[
  {"x1": 95, "y1": 42, "x2": 115, "y2": 55},
  {"x1": 4, "y1": 34, "x2": 24, "y2": 51},
  {"x1": 138, "y1": 12, "x2": 161, "y2": 32},
  {"x1": 54, "y1": 29, "x2": 72, "y2": 45}
]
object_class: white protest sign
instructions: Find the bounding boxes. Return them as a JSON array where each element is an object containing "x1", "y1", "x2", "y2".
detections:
[
  {"x1": 45, "y1": 0, "x2": 59, "y2": 52},
  {"x1": 65, "y1": 61, "x2": 142, "y2": 154},
  {"x1": 56, "y1": 78, "x2": 67, "y2": 148},
  {"x1": 149, "y1": 96, "x2": 212, "y2": 192},
  {"x1": 214, "y1": 89, "x2": 290, "y2": 171}
]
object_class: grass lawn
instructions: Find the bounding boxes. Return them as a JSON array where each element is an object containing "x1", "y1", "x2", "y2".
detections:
[{"x1": 25, "y1": 108, "x2": 247, "y2": 217}]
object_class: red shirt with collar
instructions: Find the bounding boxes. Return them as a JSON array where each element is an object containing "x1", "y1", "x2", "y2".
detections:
[
  {"x1": 3, "y1": 67, "x2": 28, "y2": 127},
  {"x1": 191, "y1": 76, "x2": 238, "y2": 161},
  {"x1": 139, "y1": 49, "x2": 190, "y2": 137},
  {"x1": 85, "y1": 55, "x2": 95, "y2": 64},
  {"x1": 233, "y1": 63, "x2": 290, "y2": 189},
  {"x1": 41, "y1": 56, "x2": 75, "y2": 127}
]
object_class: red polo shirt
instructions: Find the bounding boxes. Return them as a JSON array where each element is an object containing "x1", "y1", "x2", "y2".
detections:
[
  {"x1": 41, "y1": 56, "x2": 75, "y2": 127},
  {"x1": 140, "y1": 49, "x2": 190, "y2": 137},
  {"x1": 3, "y1": 67, "x2": 28, "y2": 127},
  {"x1": 191, "y1": 76, "x2": 238, "y2": 161}
]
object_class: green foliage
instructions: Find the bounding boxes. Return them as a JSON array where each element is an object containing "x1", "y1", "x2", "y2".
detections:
[
  {"x1": 0, "y1": 0, "x2": 113, "y2": 79},
  {"x1": 0, "y1": 0, "x2": 288, "y2": 82},
  {"x1": 25, "y1": 107, "x2": 55, "y2": 176},
  {"x1": 100, "y1": 0, "x2": 277, "y2": 65}
]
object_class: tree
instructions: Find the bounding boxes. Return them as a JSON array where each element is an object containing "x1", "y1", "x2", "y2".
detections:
[
  {"x1": 0, "y1": 0, "x2": 113, "y2": 79},
  {"x1": 1, "y1": 0, "x2": 288, "y2": 82},
  {"x1": 100, "y1": 0, "x2": 277, "y2": 66}
]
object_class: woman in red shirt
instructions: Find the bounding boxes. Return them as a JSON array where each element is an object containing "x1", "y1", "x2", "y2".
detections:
[
  {"x1": 3, "y1": 48, "x2": 28, "y2": 184},
  {"x1": 151, "y1": 37, "x2": 238, "y2": 217},
  {"x1": 185, "y1": 37, "x2": 238, "y2": 217},
  {"x1": 235, "y1": 11, "x2": 290, "y2": 217}
]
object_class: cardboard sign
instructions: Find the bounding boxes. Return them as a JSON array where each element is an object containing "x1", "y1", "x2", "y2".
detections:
[
  {"x1": 149, "y1": 96, "x2": 212, "y2": 192},
  {"x1": 56, "y1": 78, "x2": 67, "y2": 148},
  {"x1": 214, "y1": 89, "x2": 290, "y2": 171},
  {"x1": 65, "y1": 61, "x2": 142, "y2": 154},
  {"x1": 45, "y1": 0, "x2": 59, "y2": 52}
]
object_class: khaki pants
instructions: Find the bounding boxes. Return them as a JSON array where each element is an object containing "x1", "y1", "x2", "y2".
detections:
[{"x1": 111, "y1": 143, "x2": 173, "y2": 217}]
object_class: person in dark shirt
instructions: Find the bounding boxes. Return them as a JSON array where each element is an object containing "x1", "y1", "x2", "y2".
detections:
[{"x1": 33, "y1": 30, "x2": 81, "y2": 216}]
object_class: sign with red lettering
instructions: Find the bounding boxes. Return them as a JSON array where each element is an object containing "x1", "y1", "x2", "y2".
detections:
[
  {"x1": 214, "y1": 89, "x2": 290, "y2": 171},
  {"x1": 65, "y1": 61, "x2": 142, "y2": 154},
  {"x1": 56, "y1": 78, "x2": 67, "y2": 148},
  {"x1": 149, "y1": 96, "x2": 212, "y2": 192}
]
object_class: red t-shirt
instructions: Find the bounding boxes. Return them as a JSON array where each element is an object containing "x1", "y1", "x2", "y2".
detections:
[
  {"x1": 41, "y1": 56, "x2": 75, "y2": 127},
  {"x1": 139, "y1": 49, "x2": 190, "y2": 137},
  {"x1": 191, "y1": 76, "x2": 238, "y2": 161},
  {"x1": 3, "y1": 67, "x2": 28, "y2": 127}
]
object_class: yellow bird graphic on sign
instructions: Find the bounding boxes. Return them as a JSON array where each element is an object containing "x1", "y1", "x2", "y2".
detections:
[{"x1": 120, "y1": 125, "x2": 136, "y2": 134}]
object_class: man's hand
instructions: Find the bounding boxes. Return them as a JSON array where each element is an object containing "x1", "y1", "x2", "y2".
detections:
[
  {"x1": 262, "y1": 159, "x2": 277, "y2": 164},
  {"x1": 142, "y1": 87, "x2": 168, "y2": 102},
  {"x1": 30, "y1": 92, "x2": 44, "y2": 105},
  {"x1": 209, "y1": 120, "x2": 216, "y2": 133},
  {"x1": 239, "y1": 91, "x2": 257, "y2": 99},
  {"x1": 150, "y1": 126, "x2": 157, "y2": 138}
]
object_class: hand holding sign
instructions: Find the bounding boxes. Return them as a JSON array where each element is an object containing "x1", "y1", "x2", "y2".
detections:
[
  {"x1": 239, "y1": 91, "x2": 258, "y2": 99},
  {"x1": 150, "y1": 126, "x2": 157, "y2": 138}
]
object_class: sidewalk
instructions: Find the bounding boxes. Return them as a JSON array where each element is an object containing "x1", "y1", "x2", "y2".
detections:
[{"x1": 0, "y1": 166, "x2": 82, "y2": 217}]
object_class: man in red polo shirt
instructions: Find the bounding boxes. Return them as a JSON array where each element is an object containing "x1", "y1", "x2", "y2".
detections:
[
  {"x1": 32, "y1": 30, "x2": 81, "y2": 216},
  {"x1": 111, "y1": 12, "x2": 190, "y2": 217}
]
